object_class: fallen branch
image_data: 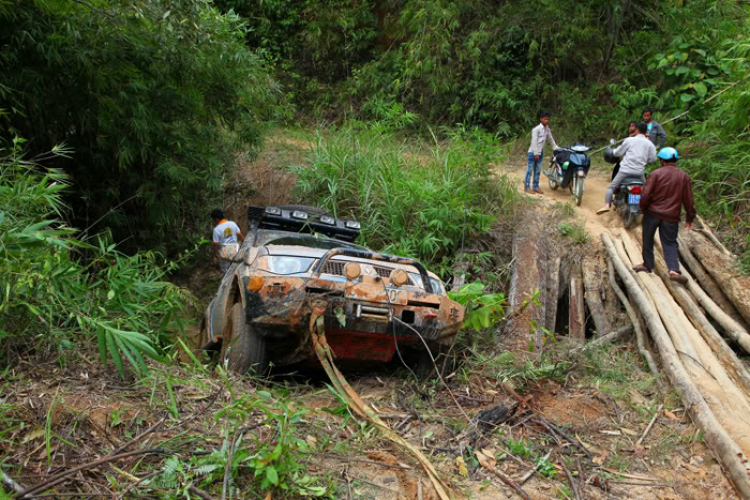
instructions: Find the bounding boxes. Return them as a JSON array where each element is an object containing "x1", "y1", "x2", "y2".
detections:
[
  {"x1": 607, "y1": 259, "x2": 664, "y2": 390},
  {"x1": 16, "y1": 449, "x2": 166, "y2": 499},
  {"x1": 561, "y1": 460, "x2": 582, "y2": 500},
  {"x1": 563, "y1": 324, "x2": 633, "y2": 357},
  {"x1": 602, "y1": 232, "x2": 750, "y2": 498},
  {"x1": 2, "y1": 470, "x2": 25, "y2": 495},
  {"x1": 188, "y1": 486, "x2": 216, "y2": 500},
  {"x1": 486, "y1": 468, "x2": 531, "y2": 500},
  {"x1": 520, "y1": 451, "x2": 552, "y2": 485},
  {"x1": 637, "y1": 405, "x2": 663, "y2": 446}
]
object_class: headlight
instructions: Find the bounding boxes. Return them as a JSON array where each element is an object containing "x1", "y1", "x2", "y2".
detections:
[
  {"x1": 266, "y1": 256, "x2": 314, "y2": 275},
  {"x1": 345, "y1": 220, "x2": 361, "y2": 229}
]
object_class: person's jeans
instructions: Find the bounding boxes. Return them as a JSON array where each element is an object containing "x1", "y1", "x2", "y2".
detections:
[
  {"x1": 525, "y1": 152, "x2": 543, "y2": 190},
  {"x1": 642, "y1": 211, "x2": 680, "y2": 273}
]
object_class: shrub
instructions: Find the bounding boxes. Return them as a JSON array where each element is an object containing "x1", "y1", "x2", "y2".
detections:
[{"x1": 0, "y1": 142, "x2": 190, "y2": 376}]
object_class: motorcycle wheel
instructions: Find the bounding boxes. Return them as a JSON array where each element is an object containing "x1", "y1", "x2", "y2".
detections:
[
  {"x1": 622, "y1": 206, "x2": 637, "y2": 229},
  {"x1": 573, "y1": 177, "x2": 584, "y2": 206},
  {"x1": 548, "y1": 177, "x2": 559, "y2": 190}
]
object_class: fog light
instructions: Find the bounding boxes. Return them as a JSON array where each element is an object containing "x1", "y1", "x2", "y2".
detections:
[
  {"x1": 345, "y1": 220, "x2": 361, "y2": 229},
  {"x1": 344, "y1": 262, "x2": 361, "y2": 280},
  {"x1": 390, "y1": 269, "x2": 408, "y2": 287},
  {"x1": 247, "y1": 276, "x2": 263, "y2": 292},
  {"x1": 292, "y1": 210, "x2": 309, "y2": 220},
  {"x1": 265, "y1": 206, "x2": 281, "y2": 215},
  {"x1": 320, "y1": 215, "x2": 335, "y2": 225}
]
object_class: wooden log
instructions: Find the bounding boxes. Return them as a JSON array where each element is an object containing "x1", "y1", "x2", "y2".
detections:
[
  {"x1": 607, "y1": 259, "x2": 664, "y2": 390},
  {"x1": 544, "y1": 256, "x2": 561, "y2": 334},
  {"x1": 507, "y1": 227, "x2": 548, "y2": 349},
  {"x1": 678, "y1": 234, "x2": 748, "y2": 330},
  {"x1": 583, "y1": 259, "x2": 612, "y2": 337},
  {"x1": 684, "y1": 229, "x2": 750, "y2": 326},
  {"x1": 602, "y1": 232, "x2": 750, "y2": 499},
  {"x1": 569, "y1": 263, "x2": 585, "y2": 339}
]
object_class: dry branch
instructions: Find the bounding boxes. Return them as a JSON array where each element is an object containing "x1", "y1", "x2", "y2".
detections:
[{"x1": 602, "y1": 232, "x2": 750, "y2": 499}]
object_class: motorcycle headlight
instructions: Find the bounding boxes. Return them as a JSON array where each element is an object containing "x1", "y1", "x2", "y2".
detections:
[{"x1": 266, "y1": 256, "x2": 314, "y2": 275}]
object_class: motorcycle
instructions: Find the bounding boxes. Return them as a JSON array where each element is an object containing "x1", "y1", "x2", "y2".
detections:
[
  {"x1": 604, "y1": 139, "x2": 645, "y2": 229},
  {"x1": 545, "y1": 143, "x2": 591, "y2": 206}
]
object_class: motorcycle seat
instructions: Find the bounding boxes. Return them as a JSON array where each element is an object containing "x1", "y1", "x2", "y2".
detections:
[{"x1": 619, "y1": 175, "x2": 645, "y2": 185}]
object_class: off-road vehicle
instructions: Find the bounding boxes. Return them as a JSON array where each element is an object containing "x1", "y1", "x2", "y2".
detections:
[{"x1": 196, "y1": 206, "x2": 465, "y2": 374}]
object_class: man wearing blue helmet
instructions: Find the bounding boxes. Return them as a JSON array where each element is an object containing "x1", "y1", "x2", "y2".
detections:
[{"x1": 633, "y1": 147, "x2": 696, "y2": 284}]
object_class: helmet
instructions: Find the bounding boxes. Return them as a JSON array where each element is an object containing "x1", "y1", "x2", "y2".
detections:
[
  {"x1": 657, "y1": 147, "x2": 679, "y2": 161},
  {"x1": 603, "y1": 146, "x2": 619, "y2": 164}
]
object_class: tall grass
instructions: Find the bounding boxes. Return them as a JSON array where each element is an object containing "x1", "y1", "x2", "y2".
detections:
[{"x1": 291, "y1": 123, "x2": 517, "y2": 274}]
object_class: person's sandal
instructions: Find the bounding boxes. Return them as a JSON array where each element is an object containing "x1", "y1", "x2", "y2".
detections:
[
  {"x1": 669, "y1": 273, "x2": 688, "y2": 284},
  {"x1": 633, "y1": 264, "x2": 651, "y2": 273},
  {"x1": 596, "y1": 206, "x2": 611, "y2": 215}
]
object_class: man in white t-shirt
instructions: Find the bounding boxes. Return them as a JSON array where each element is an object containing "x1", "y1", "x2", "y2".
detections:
[{"x1": 211, "y1": 209, "x2": 245, "y2": 273}]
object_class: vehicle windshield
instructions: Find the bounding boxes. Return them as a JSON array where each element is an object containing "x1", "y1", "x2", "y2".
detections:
[{"x1": 262, "y1": 234, "x2": 367, "y2": 250}]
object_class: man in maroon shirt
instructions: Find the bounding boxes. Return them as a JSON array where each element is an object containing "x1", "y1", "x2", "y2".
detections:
[{"x1": 633, "y1": 147, "x2": 696, "y2": 284}]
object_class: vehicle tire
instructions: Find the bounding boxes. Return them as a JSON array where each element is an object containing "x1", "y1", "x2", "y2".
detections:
[
  {"x1": 574, "y1": 178, "x2": 584, "y2": 206},
  {"x1": 548, "y1": 178, "x2": 559, "y2": 190},
  {"x1": 415, "y1": 343, "x2": 451, "y2": 380},
  {"x1": 222, "y1": 302, "x2": 267, "y2": 374}
]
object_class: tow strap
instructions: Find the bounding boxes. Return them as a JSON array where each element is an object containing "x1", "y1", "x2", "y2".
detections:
[{"x1": 308, "y1": 300, "x2": 456, "y2": 500}]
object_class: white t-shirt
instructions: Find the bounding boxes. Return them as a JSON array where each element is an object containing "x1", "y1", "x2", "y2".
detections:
[{"x1": 213, "y1": 220, "x2": 241, "y2": 245}]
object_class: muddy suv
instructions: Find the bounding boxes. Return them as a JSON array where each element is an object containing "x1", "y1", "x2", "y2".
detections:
[{"x1": 196, "y1": 205, "x2": 465, "y2": 374}]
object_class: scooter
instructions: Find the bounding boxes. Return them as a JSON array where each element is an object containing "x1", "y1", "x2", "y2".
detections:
[
  {"x1": 604, "y1": 139, "x2": 645, "y2": 229},
  {"x1": 545, "y1": 143, "x2": 591, "y2": 206}
]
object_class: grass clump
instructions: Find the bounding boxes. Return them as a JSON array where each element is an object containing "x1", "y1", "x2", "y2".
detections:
[{"x1": 291, "y1": 123, "x2": 517, "y2": 272}]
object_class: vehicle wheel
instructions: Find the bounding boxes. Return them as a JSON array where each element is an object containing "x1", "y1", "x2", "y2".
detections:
[
  {"x1": 221, "y1": 302, "x2": 267, "y2": 374},
  {"x1": 574, "y1": 178, "x2": 584, "y2": 206},
  {"x1": 548, "y1": 178, "x2": 559, "y2": 190},
  {"x1": 415, "y1": 343, "x2": 451, "y2": 380}
]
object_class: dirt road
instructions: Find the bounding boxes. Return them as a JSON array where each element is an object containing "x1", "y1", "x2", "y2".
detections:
[{"x1": 501, "y1": 161, "x2": 625, "y2": 240}]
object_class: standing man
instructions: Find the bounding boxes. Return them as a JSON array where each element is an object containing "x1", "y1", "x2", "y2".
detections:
[
  {"x1": 633, "y1": 147, "x2": 695, "y2": 284},
  {"x1": 525, "y1": 110, "x2": 559, "y2": 194},
  {"x1": 642, "y1": 108, "x2": 667, "y2": 150},
  {"x1": 598, "y1": 122, "x2": 656, "y2": 215},
  {"x1": 211, "y1": 209, "x2": 245, "y2": 274}
]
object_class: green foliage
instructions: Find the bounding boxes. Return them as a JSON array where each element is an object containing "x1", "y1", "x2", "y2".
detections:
[
  {"x1": 0, "y1": 0, "x2": 285, "y2": 252},
  {"x1": 292, "y1": 124, "x2": 515, "y2": 269},
  {"x1": 557, "y1": 222, "x2": 589, "y2": 245},
  {"x1": 0, "y1": 144, "x2": 190, "y2": 376},
  {"x1": 448, "y1": 282, "x2": 506, "y2": 332}
]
